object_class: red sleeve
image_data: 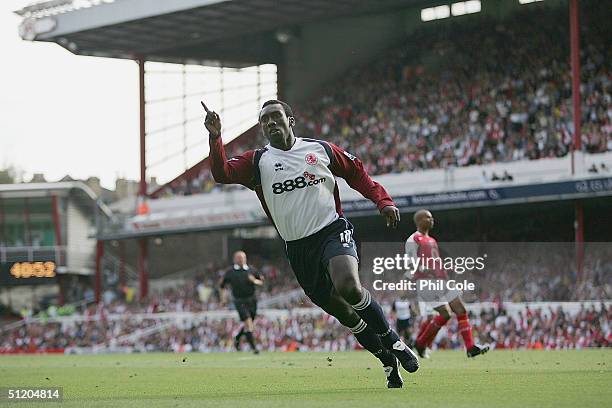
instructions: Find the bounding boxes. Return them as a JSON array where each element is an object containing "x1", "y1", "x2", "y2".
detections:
[
  {"x1": 209, "y1": 136, "x2": 255, "y2": 189},
  {"x1": 327, "y1": 142, "x2": 395, "y2": 211}
]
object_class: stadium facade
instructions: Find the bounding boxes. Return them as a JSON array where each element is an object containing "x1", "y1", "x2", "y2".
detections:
[{"x1": 0, "y1": 182, "x2": 111, "y2": 311}]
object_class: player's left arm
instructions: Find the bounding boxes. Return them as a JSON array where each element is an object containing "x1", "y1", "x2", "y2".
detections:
[
  {"x1": 253, "y1": 269, "x2": 264, "y2": 282},
  {"x1": 204, "y1": 102, "x2": 256, "y2": 189},
  {"x1": 248, "y1": 273, "x2": 264, "y2": 286},
  {"x1": 327, "y1": 142, "x2": 399, "y2": 227}
]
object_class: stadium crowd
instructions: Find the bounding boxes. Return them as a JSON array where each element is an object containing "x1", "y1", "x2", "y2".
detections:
[
  {"x1": 96, "y1": 257, "x2": 305, "y2": 314},
  {"x1": 460, "y1": 245, "x2": 612, "y2": 303},
  {"x1": 88, "y1": 244, "x2": 612, "y2": 315},
  {"x1": 3, "y1": 236, "x2": 611, "y2": 353},
  {"x1": 161, "y1": 4, "x2": 611, "y2": 197},
  {"x1": 297, "y1": 6, "x2": 610, "y2": 174},
  {"x1": 1, "y1": 304, "x2": 609, "y2": 353},
  {"x1": 8, "y1": 244, "x2": 610, "y2": 325},
  {"x1": 432, "y1": 303, "x2": 610, "y2": 351}
]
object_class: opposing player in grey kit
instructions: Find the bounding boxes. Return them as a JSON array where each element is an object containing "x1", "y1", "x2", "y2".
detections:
[{"x1": 203, "y1": 99, "x2": 419, "y2": 388}]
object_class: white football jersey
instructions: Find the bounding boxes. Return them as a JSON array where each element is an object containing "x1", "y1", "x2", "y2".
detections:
[
  {"x1": 258, "y1": 138, "x2": 338, "y2": 241},
  {"x1": 394, "y1": 300, "x2": 412, "y2": 320},
  {"x1": 209, "y1": 135, "x2": 395, "y2": 242}
]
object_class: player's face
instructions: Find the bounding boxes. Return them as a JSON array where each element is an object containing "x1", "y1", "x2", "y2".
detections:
[
  {"x1": 234, "y1": 252, "x2": 247, "y2": 265},
  {"x1": 421, "y1": 212, "x2": 434, "y2": 230},
  {"x1": 259, "y1": 104, "x2": 292, "y2": 145}
]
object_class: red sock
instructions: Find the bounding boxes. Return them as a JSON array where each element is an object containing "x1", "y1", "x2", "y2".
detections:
[
  {"x1": 416, "y1": 315, "x2": 449, "y2": 348},
  {"x1": 457, "y1": 313, "x2": 474, "y2": 350},
  {"x1": 420, "y1": 320, "x2": 436, "y2": 348},
  {"x1": 418, "y1": 320, "x2": 429, "y2": 336},
  {"x1": 416, "y1": 319, "x2": 430, "y2": 346}
]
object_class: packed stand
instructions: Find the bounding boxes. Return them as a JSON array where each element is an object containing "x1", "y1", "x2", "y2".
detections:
[
  {"x1": 1, "y1": 304, "x2": 609, "y2": 353},
  {"x1": 163, "y1": 3, "x2": 611, "y2": 197},
  {"x1": 297, "y1": 5, "x2": 610, "y2": 174},
  {"x1": 471, "y1": 304, "x2": 610, "y2": 350},
  {"x1": 95, "y1": 256, "x2": 306, "y2": 314},
  {"x1": 462, "y1": 245, "x2": 612, "y2": 302}
]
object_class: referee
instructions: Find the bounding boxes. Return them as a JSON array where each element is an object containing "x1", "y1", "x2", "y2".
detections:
[{"x1": 220, "y1": 251, "x2": 263, "y2": 353}]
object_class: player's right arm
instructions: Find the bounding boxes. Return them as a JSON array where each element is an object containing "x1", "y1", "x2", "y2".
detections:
[
  {"x1": 218, "y1": 274, "x2": 229, "y2": 305},
  {"x1": 220, "y1": 289, "x2": 229, "y2": 305},
  {"x1": 404, "y1": 234, "x2": 420, "y2": 278},
  {"x1": 405, "y1": 234, "x2": 419, "y2": 259},
  {"x1": 204, "y1": 101, "x2": 255, "y2": 188}
]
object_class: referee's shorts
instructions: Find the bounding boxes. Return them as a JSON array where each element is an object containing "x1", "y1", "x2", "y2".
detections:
[{"x1": 233, "y1": 296, "x2": 257, "y2": 321}]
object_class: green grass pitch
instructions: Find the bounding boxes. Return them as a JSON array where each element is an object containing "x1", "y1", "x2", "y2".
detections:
[{"x1": 1, "y1": 350, "x2": 610, "y2": 407}]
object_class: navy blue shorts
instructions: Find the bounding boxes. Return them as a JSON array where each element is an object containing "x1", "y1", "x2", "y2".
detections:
[
  {"x1": 285, "y1": 217, "x2": 359, "y2": 306},
  {"x1": 396, "y1": 318, "x2": 412, "y2": 332}
]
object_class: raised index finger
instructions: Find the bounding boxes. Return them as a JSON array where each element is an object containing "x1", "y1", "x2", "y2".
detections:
[{"x1": 200, "y1": 101, "x2": 211, "y2": 113}]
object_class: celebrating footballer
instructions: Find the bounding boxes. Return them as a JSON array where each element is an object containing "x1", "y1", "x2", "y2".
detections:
[{"x1": 203, "y1": 99, "x2": 419, "y2": 388}]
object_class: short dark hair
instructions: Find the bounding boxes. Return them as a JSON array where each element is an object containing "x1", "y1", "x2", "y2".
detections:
[{"x1": 261, "y1": 99, "x2": 294, "y2": 118}]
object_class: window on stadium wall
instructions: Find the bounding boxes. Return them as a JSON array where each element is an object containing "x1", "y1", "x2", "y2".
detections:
[{"x1": 0, "y1": 197, "x2": 57, "y2": 247}]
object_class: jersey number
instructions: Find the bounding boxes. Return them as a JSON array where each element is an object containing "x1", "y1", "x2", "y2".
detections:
[{"x1": 339, "y1": 229, "x2": 352, "y2": 244}]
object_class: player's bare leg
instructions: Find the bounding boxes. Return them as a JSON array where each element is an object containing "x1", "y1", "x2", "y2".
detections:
[
  {"x1": 328, "y1": 255, "x2": 419, "y2": 373},
  {"x1": 316, "y1": 288, "x2": 403, "y2": 388},
  {"x1": 448, "y1": 297, "x2": 489, "y2": 358},
  {"x1": 414, "y1": 304, "x2": 451, "y2": 358}
]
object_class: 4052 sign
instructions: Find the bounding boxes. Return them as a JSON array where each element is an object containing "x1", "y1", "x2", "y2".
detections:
[{"x1": 9, "y1": 261, "x2": 56, "y2": 279}]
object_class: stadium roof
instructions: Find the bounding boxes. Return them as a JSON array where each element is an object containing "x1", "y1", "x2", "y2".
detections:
[{"x1": 15, "y1": 0, "x2": 431, "y2": 66}]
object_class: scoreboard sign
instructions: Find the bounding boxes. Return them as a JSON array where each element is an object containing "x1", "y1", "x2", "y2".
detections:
[{"x1": 0, "y1": 261, "x2": 58, "y2": 286}]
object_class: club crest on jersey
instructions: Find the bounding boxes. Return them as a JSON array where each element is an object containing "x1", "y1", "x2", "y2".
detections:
[
  {"x1": 305, "y1": 153, "x2": 318, "y2": 166},
  {"x1": 274, "y1": 162, "x2": 284, "y2": 172}
]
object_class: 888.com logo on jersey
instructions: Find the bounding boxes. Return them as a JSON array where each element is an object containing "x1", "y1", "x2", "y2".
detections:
[{"x1": 271, "y1": 171, "x2": 326, "y2": 194}]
